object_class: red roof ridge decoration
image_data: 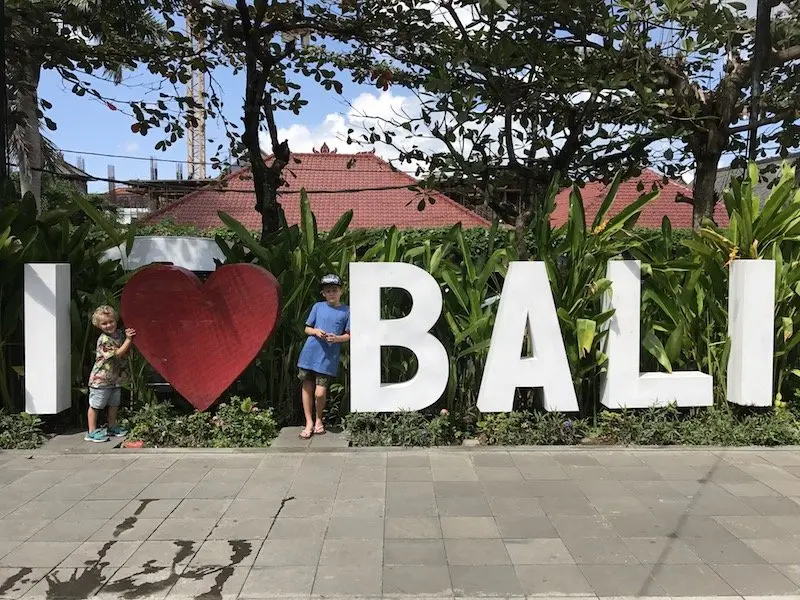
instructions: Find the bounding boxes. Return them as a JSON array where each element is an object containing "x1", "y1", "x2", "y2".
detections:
[
  {"x1": 551, "y1": 168, "x2": 729, "y2": 229},
  {"x1": 143, "y1": 151, "x2": 492, "y2": 231}
]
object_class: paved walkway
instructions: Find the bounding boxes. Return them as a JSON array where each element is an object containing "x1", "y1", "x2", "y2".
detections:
[{"x1": 2, "y1": 448, "x2": 800, "y2": 598}]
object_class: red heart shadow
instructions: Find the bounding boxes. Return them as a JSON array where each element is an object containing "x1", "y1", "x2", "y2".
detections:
[{"x1": 121, "y1": 264, "x2": 281, "y2": 411}]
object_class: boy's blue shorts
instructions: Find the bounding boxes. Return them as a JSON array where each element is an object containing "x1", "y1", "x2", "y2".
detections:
[{"x1": 88, "y1": 387, "x2": 121, "y2": 409}]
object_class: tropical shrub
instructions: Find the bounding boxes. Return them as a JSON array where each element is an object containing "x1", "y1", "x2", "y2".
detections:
[
  {"x1": 0, "y1": 411, "x2": 46, "y2": 449},
  {"x1": 122, "y1": 396, "x2": 277, "y2": 448}
]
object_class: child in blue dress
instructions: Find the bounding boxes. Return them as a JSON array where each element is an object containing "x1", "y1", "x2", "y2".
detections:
[{"x1": 297, "y1": 274, "x2": 351, "y2": 439}]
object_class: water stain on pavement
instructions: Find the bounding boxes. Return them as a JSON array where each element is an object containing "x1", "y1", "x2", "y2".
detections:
[{"x1": 0, "y1": 567, "x2": 33, "y2": 596}]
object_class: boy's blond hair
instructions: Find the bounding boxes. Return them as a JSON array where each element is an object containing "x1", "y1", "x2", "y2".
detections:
[{"x1": 91, "y1": 305, "x2": 118, "y2": 327}]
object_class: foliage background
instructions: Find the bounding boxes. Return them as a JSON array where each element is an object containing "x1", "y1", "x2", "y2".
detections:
[{"x1": 1, "y1": 164, "x2": 799, "y2": 445}]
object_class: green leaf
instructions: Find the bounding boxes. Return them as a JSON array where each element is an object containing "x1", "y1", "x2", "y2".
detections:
[
  {"x1": 72, "y1": 193, "x2": 123, "y2": 248},
  {"x1": 592, "y1": 170, "x2": 623, "y2": 230},
  {"x1": 576, "y1": 318, "x2": 596, "y2": 358},
  {"x1": 643, "y1": 329, "x2": 673, "y2": 372},
  {"x1": 781, "y1": 317, "x2": 793, "y2": 343}
]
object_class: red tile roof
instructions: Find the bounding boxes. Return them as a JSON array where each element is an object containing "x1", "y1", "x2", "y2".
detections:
[
  {"x1": 551, "y1": 169, "x2": 729, "y2": 229},
  {"x1": 144, "y1": 150, "x2": 491, "y2": 231}
]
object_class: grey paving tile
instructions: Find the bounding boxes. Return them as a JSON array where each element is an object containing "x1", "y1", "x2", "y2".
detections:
[
  {"x1": 495, "y1": 516, "x2": 558, "y2": 539},
  {"x1": 0, "y1": 541, "x2": 19, "y2": 560},
  {"x1": 385, "y1": 517, "x2": 441, "y2": 539},
  {"x1": 332, "y1": 497, "x2": 384, "y2": 518},
  {"x1": 319, "y1": 538, "x2": 383, "y2": 567},
  {"x1": 503, "y1": 538, "x2": 574, "y2": 565},
  {"x1": 27, "y1": 519, "x2": 105, "y2": 542},
  {"x1": 325, "y1": 516, "x2": 383, "y2": 539},
  {"x1": 714, "y1": 563, "x2": 800, "y2": 595},
  {"x1": 563, "y1": 465, "x2": 613, "y2": 480},
  {"x1": 149, "y1": 518, "x2": 216, "y2": 541},
  {"x1": 436, "y1": 495, "x2": 492, "y2": 516},
  {"x1": 114, "y1": 498, "x2": 182, "y2": 519},
  {"x1": 242, "y1": 566, "x2": 318, "y2": 598},
  {"x1": 386, "y1": 495, "x2": 438, "y2": 517},
  {"x1": 89, "y1": 517, "x2": 163, "y2": 541},
  {"x1": 440, "y1": 516, "x2": 499, "y2": 538},
  {"x1": 475, "y1": 466, "x2": 524, "y2": 481},
  {"x1": 433, "y1": 481, "x2": 483, "y2": 497},
  {"x1": 255, "y1": 538, "x2": 322, "y2": 566},
  {"x1": 0, "y1": 542, "x2": 79, "y2": 568},
  {"x1": 579, "y1": 564, "x2": 666, "y2": 596},
  {"x1": 170, "y1": 498, "x2": 231, "y2": 519},
  {"x1": 267, "y1": 517, "x2": 327, "y2": 540},
  {"x1": 743, "y1": 495, "x2": 800, "y2": 515},
  {"x1": 58, "y1": 500, "x2": 128, "y2": 520},
  {"x1": 383, "y1": 565, "x2": 452, "y2": 595},
  {"x1": 431, "y1": 466, "x2": 479, "y2": 481},
  {"x1": 59, "y1": 540, "x2": 143, "y2": 568},
  {"x1": 515, "y1": 564, "x2": 594, "y2": 595},
  {"x1": 186, "y1": 480, "x2": 245, "y2": 499},
  {"x1": 0, "y1": 567, "x2": 47, "y2": 599},
  {"x1": 165, "y1": 565, "x2": 249, "y2": 598},
  {"x1": 715, "y1": 515, "x2": 789, "y2": 538},
  {"x1": 744, "y1": 538, "x2": 800, "y2": 563},
  {"x1": 276, "y1": 497, "x2": 333, "y2": 518},
  {"x1": 449, "y1": 564, "x2": 523, "y2": 596},
  {"x1": 472, "y1": 453, "x2": 515, "y2": 467},
  {"x1": 444, "y1": 538, "x2": 510, "y2": 565},
  {"x1": 287, "y1": 479, "x2": 338, "y2": 498},
  {"x1": 589, "y1": 494, "x2": 652, "y2": 515},
  {"x1": 539, "y1": 495, "x2": 597, "y2": 515},
  {"x1": 564, "y1": 536, "x2": 638, "y2": 564},
  {"x1": 107, "y1": 468, "x2": 162, "y2": 483},
  {"x1": 137, "y1": 481, "x2": 195, "y2": 499},
  {"x1": 0, "y1": 519, "x2": 51, "y2": 541},
  {"x1": 223, "y1": 498, "x2": 282, "y2": 520},
  {"x1": 313, "y1": 565, "x2": 382, "y2": 595},
  {"x1": 686, "y1": 536, "x2": 768, "y2": 564},
  {"x1": 487, "y1": 496, "x2": 544, "y2": 517},
  {"x1": 386, "y1": 481, "x2": 434, "y2": 498},
  {"x1": 237, "y1": 481, "x2": 292, "y2": 500},
  {"x1": 336, "y1": 481, "x2": 386, "y2": 498},
  {"x1": 187, "y1": 539, "x2": 258, "y2": 567},
  {"x1": 339, "y1": 466, "x2": 387, "y2": 483},
  {"x1": 387, "y1": 454, "x2": 430, "y2": 467},
  {"x1": 650, "y1": 563, "x2": 737, "y2": 596},
  {"x1": 208, "y1": 517, "x2": 272, "y2": 540},
  {"x1": 7, "y1": 500, "x2": 75, "y2": 520},
  {"x1": 776, "y1": 563, "x2": 800, "y2": 585},
  {"x1": 384, "y1": 538, "x2": 446, "y2": 566},
  {"x1": 387, "y1": 466, "x2": 433, "y2": 482},
  {"x1": 621, "y1": 537, "x2": 703, "y2": 564},
  {"x1": 550, "y1": 515, "x2": 617, "y2": 539},
  {"x1": 720, "y1": 481, "x2": 784, "y2": 496},
  {"x1": 552, "y1": 453, "x2": 601, "y2": 467}
]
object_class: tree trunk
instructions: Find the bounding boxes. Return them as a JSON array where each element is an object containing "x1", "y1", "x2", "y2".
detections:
[
  {"x1": 16, "y1": 61, "x2": 44, "y2": 213},
  {"x1": 691, "y1": 153, "x2": 723, "y2": 228}
]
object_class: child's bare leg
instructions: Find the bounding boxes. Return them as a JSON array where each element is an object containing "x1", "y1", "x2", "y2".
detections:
[
  {"x1": 87, "y1": 406, "x2": 99, "y2": 432},
  {"x1": 314, "y1": 385, "x2": 327, "y2": 431},
  {"x1": 107, "y1": 405, "x2": 119, "y2": 429},
  {"x1": 301, "y1": 380, "x2": 315, "y2": 434}
]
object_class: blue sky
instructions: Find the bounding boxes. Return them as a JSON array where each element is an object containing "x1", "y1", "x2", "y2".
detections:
[{"x1": 39, "y1": 59, "x2": 379, "y2": 193}]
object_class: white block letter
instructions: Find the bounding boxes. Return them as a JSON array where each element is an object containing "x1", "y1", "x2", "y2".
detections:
[
  {"x1": 24, "y1": 263, "x2": 72, "y2": 414},
  {"x1": 477, "y1": 261, "x2": 578, "y2": 412},
  {"x1": 349, "y1": 262, "x2": 449, "y2": 411},
  {"x1": 601, "y1": 260, "x2": 712, "y2": 408},
  {"x1": 728, "y1": 259, "x2": 775, "y2": 406}
]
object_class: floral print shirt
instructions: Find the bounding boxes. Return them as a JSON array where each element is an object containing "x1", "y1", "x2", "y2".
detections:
[{"x1": 88, "y1": 330, "x2": 128, "y2": 388}]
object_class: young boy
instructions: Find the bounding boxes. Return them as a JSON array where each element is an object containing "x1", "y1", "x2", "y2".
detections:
[
  {"x1": 86, "y1": 305, "x2": 136, "y2": 443},
  {"x1": 297, "y1": 274, "x2": 350, "y2": 439}
]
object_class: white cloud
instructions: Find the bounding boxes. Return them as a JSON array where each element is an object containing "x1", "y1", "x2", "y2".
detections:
[{"x1": 123, "y1": 142, "x2": 140, "y2": 152}]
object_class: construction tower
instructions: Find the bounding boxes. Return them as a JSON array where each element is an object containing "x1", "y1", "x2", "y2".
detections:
[{"x1": 186, "y1": 11, "x2": 207, "y2": 179}]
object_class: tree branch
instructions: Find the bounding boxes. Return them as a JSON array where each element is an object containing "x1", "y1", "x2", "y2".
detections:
[{"x1": 729, "y1": 109, "x2": 799, "y2": 133}]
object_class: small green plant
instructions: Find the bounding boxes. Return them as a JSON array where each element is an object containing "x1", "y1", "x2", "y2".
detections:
[
  {"x1": 477, "y1": 412, "x2": 590, "y2": 445},
  {"x1": 345, "y1": 409, "x2": 468, "y2": 446},
  {"x1": 122, "y1": 396, "x2": 278, "y2": 448},
  {"x1": 0, "y1": 411, "x2": 46, "y2": 449}
]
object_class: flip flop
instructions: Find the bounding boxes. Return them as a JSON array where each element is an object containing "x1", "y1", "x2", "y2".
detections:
[
  {"x1": 299, "y1": 428, "x2": 313, "y2": 439},
  {"x1": 313, "y1": 424, "x2": 326, "y2": 435}
]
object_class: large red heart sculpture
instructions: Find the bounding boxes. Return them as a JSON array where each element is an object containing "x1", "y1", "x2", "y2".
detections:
[{"x1": 121, "y1": 264, "x2": 281, "y2": 411}]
